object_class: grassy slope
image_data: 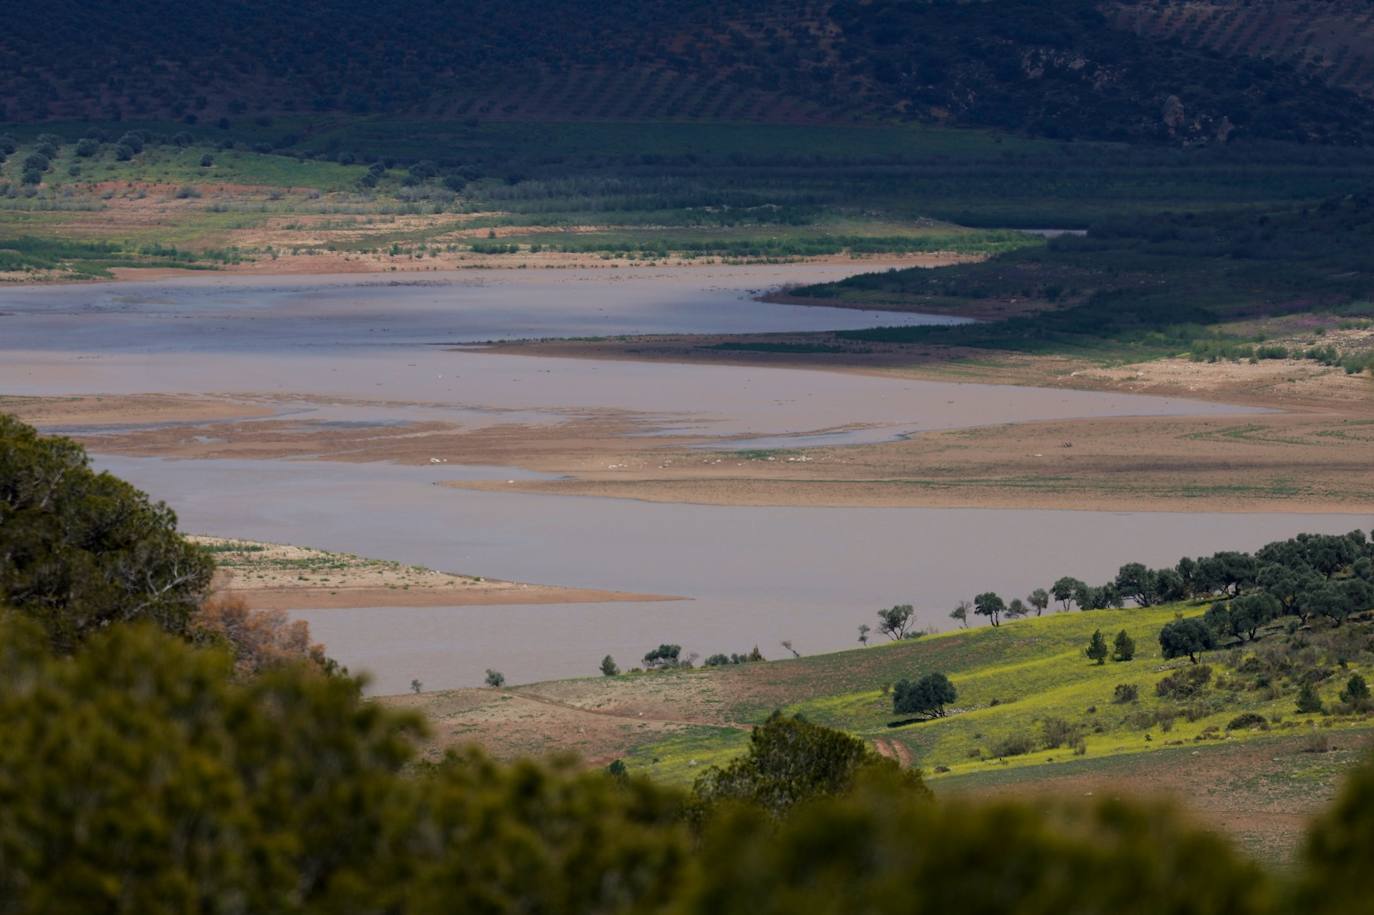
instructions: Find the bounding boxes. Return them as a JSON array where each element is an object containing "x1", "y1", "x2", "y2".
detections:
[{"x1": 622, "y1": 603, "x2": 1374, "y2": 789}]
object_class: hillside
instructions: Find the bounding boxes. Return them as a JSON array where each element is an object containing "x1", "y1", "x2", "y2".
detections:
[
  {"x1": 389, "y1": 529, "x2": 1374, "y2": 862},
  {"x1": 5, "y1": 0, "x2": 1374, "y2": 145},
  {"x1": 1113, "y1": 1, "x2": 1374, "y2": 99}
]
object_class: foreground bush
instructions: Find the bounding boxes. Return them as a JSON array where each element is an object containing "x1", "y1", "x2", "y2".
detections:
[
  {"x1": 0, "y1": 415, "x2": 212, "y2": 652},
  {"x1": 681, "y1": 788, "x2": 1270, "y2": 915},
  {"x1": 0, "y1": 615, "x2": 692, "y2": 914}
]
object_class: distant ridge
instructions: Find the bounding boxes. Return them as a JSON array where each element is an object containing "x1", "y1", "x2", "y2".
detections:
[{"x1": 5, "y1": 0, "x2": 1374, "y2": 144}]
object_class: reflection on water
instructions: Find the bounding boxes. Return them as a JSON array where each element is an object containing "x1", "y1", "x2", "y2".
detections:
[{"x1": 98, "y1": 456, "x2": 1370, "y2": 694}]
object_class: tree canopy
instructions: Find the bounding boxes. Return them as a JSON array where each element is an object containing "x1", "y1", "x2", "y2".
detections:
[
  {"x1": 0, "y1": 415, "x2": 213, "y2": 653},
  {"x1": 893, "y1": 672, "x2": 957, "y2": 720}
]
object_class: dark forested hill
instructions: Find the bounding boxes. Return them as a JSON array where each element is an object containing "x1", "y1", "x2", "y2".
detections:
[{"x1": 5, "y1": 0, "x2": 1374, "y2": 144}]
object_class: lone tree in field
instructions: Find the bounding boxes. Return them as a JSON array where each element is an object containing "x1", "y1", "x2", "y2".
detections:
[
  {"x1": 973, "y1": 592, "x2": 1006, "y2": 627},
  {"x1": 857, "y1": 623, "x2": 870, "y2": 645},
  {"x1": 1028, "y1": 588, "x2": 1050, "y2": 616},
  {"x1": 1113, "y1": 629, "x2": 1136, "y2": 662},
  {"x1": 893, "y1": 672, "x2": 957, "y2": 719},
  {"x1": 600, "y1": 655, "x2": 619, "y2": 677},
  {"x1": 484, "y1": 669, "x2": 505, "y2": 688},
  {"x1": 877, "y1": 604, "x2": 914, "y2": 640},
  {"x1": 1086, "y1": 629, "x2": 1109, "y2": 665},
  {"x1": 949, "y1": 601, "x2": 970, "y2": 628},
  {"x1": 1159, "y1": 618, "x2": 1216, "y2": 664}
]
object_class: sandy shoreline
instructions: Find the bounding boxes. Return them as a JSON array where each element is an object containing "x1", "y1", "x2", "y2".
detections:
[{"x1": 197, "y1": 536, "x2": 682, "y2": 610}]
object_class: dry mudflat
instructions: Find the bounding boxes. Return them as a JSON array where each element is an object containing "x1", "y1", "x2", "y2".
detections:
[{"x1": 195, "y1": 536, "x2": 678, "y2": 609}]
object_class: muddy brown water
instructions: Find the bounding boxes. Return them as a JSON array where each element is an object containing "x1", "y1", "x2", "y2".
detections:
[{"x1": 4, "y1": 265, "x2": 1358, "y2": 693}]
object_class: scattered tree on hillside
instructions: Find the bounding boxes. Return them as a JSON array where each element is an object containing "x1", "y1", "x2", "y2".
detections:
[
  {"x1": 877, "y1": 604, "x2": 914, "y2": 640},
  {"x1": 484, "y1": 668, "x2": 505, "y2": 688},
  {"x1": 857, "y1": 623, "x2": 870, "y2": 645},
  {"x1": 1158, "y1": 618, "x2": 1216, "y2": 664},
  {"x1": 1112, "y1": 629, "x2": 1135, "y2": 662},
  {"x1": 693, "y1": 713, "x2": 926, "y2": 819},
  {"x1": 1006, "y1": 598, "x2": 1028, "y2": 619},
  {"x1": 1085, "y1": 629, "x2": 1108, "y2": 665},
  {"x1": 1340, "y1": 674, "x2": 1371, "y2": 710},
  {"x1": 411, "y1": 679, "x2": 422, "y2": 694},
  {"x1": 1028, "y1": 588, "x2": 1050, "y2": 616},
  {"x1": 1052, "y1": 576, "x2": 1084, "y2": 612},
  {"x1": 950, "y1": 601, "x2": 970, "y2": 628},
  {"x1": 600, "y1": 654, "x2": 620, "y2": 677},
  {"x1": 1114, "y1": 563, "x2": 1158, "y2": 606},
  {"x1": 643, "y1": 644, "x2": 684, "y2": 669},
  {"x1": 893, "y1": 672, "x2": 957, "y2": 720},
  {"x1": 1296, "y1": 682, "x2": 1324, "y2": 715},
  {"x1": 973, "y1": 592, "x2": 1006, "y2": 627}
]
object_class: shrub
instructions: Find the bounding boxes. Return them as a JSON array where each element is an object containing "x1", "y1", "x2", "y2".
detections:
[
  {"x1": 1112, "y1": 683, "x2": 1139, "y2": 704},
  {"x1": 484, "y1": 668, "x2": 506, "y2": 687},
  {"x1": 1340, "y1": 673, "x2": 1371, "y2": 709},
  {"x1": 1296, "y1": 682, "x2": 1324, "y2": 714},
  {"x1": 74, "y1": 138, "x2": 100, "y2": 157},
  {"x1": 1112, "y1": 629, "x2": 1136, "y2": 662},
  {"x1": 693, "y1": 713, "x2": 926, "y2": 818},
  {"x1": 1156, "y1": 665, "x2": 1213, "y2": 700},
  {"x1": 1085, "y1": 629, "x2": 1108, "y2": 665},
  {"x1": 200, "y1": 154, "x2": 214, "y2": 167},
  {"x1": 1041, "y1": 717, "x2": 1082, "y2": 749},
  {"x1": 599, "y1": 654, "x2": 619, "y2": 677},
  {"x1": 1225, "y1": 712, "x2": 1269, "y2": 731}
]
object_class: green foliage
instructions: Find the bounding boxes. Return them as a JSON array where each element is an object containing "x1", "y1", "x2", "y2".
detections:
[
  {"x1": 1113, "y1": 629, "x2": 1136, "y2": 662},
  {"x1": 600, "y1": 654, "x2": 620, "y2": 677},
  {"x1": 692, "y1": 713, "x2": 926, "y2": 819},
  {"x1": 1086, "y1": 629, "x2": 1109, "y2": 665},
  {"x1": 484, "y1": 668, "x2": 505, "y2": 687},
  {"x1": 973, "y1": 591, "x2": 1006, "y2": 627},
  {"x1": 1225, "y1": 713, "x2": 1269, "y2": 732},
  {"x1": 0, "y1": 616, "x2": 423, "y2": 912},
  {"x1": 892, "y1": 672, "x2": 957, "y2": 720},
  {"x1": 0, "y1": 415, "x2": 213, "y2": 653},
  {"x1": 1053, "y1": 576, "x2": 1085, "y2": 610},
  {"x1": 644, "y1": 643, "x2": 685, "y2": 669},
  {"x1": 1112, "y1": 683, "x2": 1139, "y2": 704},
  {"x1": 1160, "y1": 618, "x2": 1218, "y2": 664},
  {"x1": 808, "y1": 197, "x2": 1374, "y2": 359},
  {"x1": 1296, "y1": 682, "x2": 1325, "y2": 715},
  {"x1": 1340, "y1": 674, "x2": 1371, "y2": 709},
  {"x1": 1300, "y1": 754, "x2": 1374, "y2": 914},
  {"x1": 876, "y1": 603, "x2": 914, "y2": 640},
  {"x1": 682, "y1": 788, "x2": 1271, "y2": 915},
  {"x1": 1156, "y1": 665, "x2": 1214, "y2": 701}
]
